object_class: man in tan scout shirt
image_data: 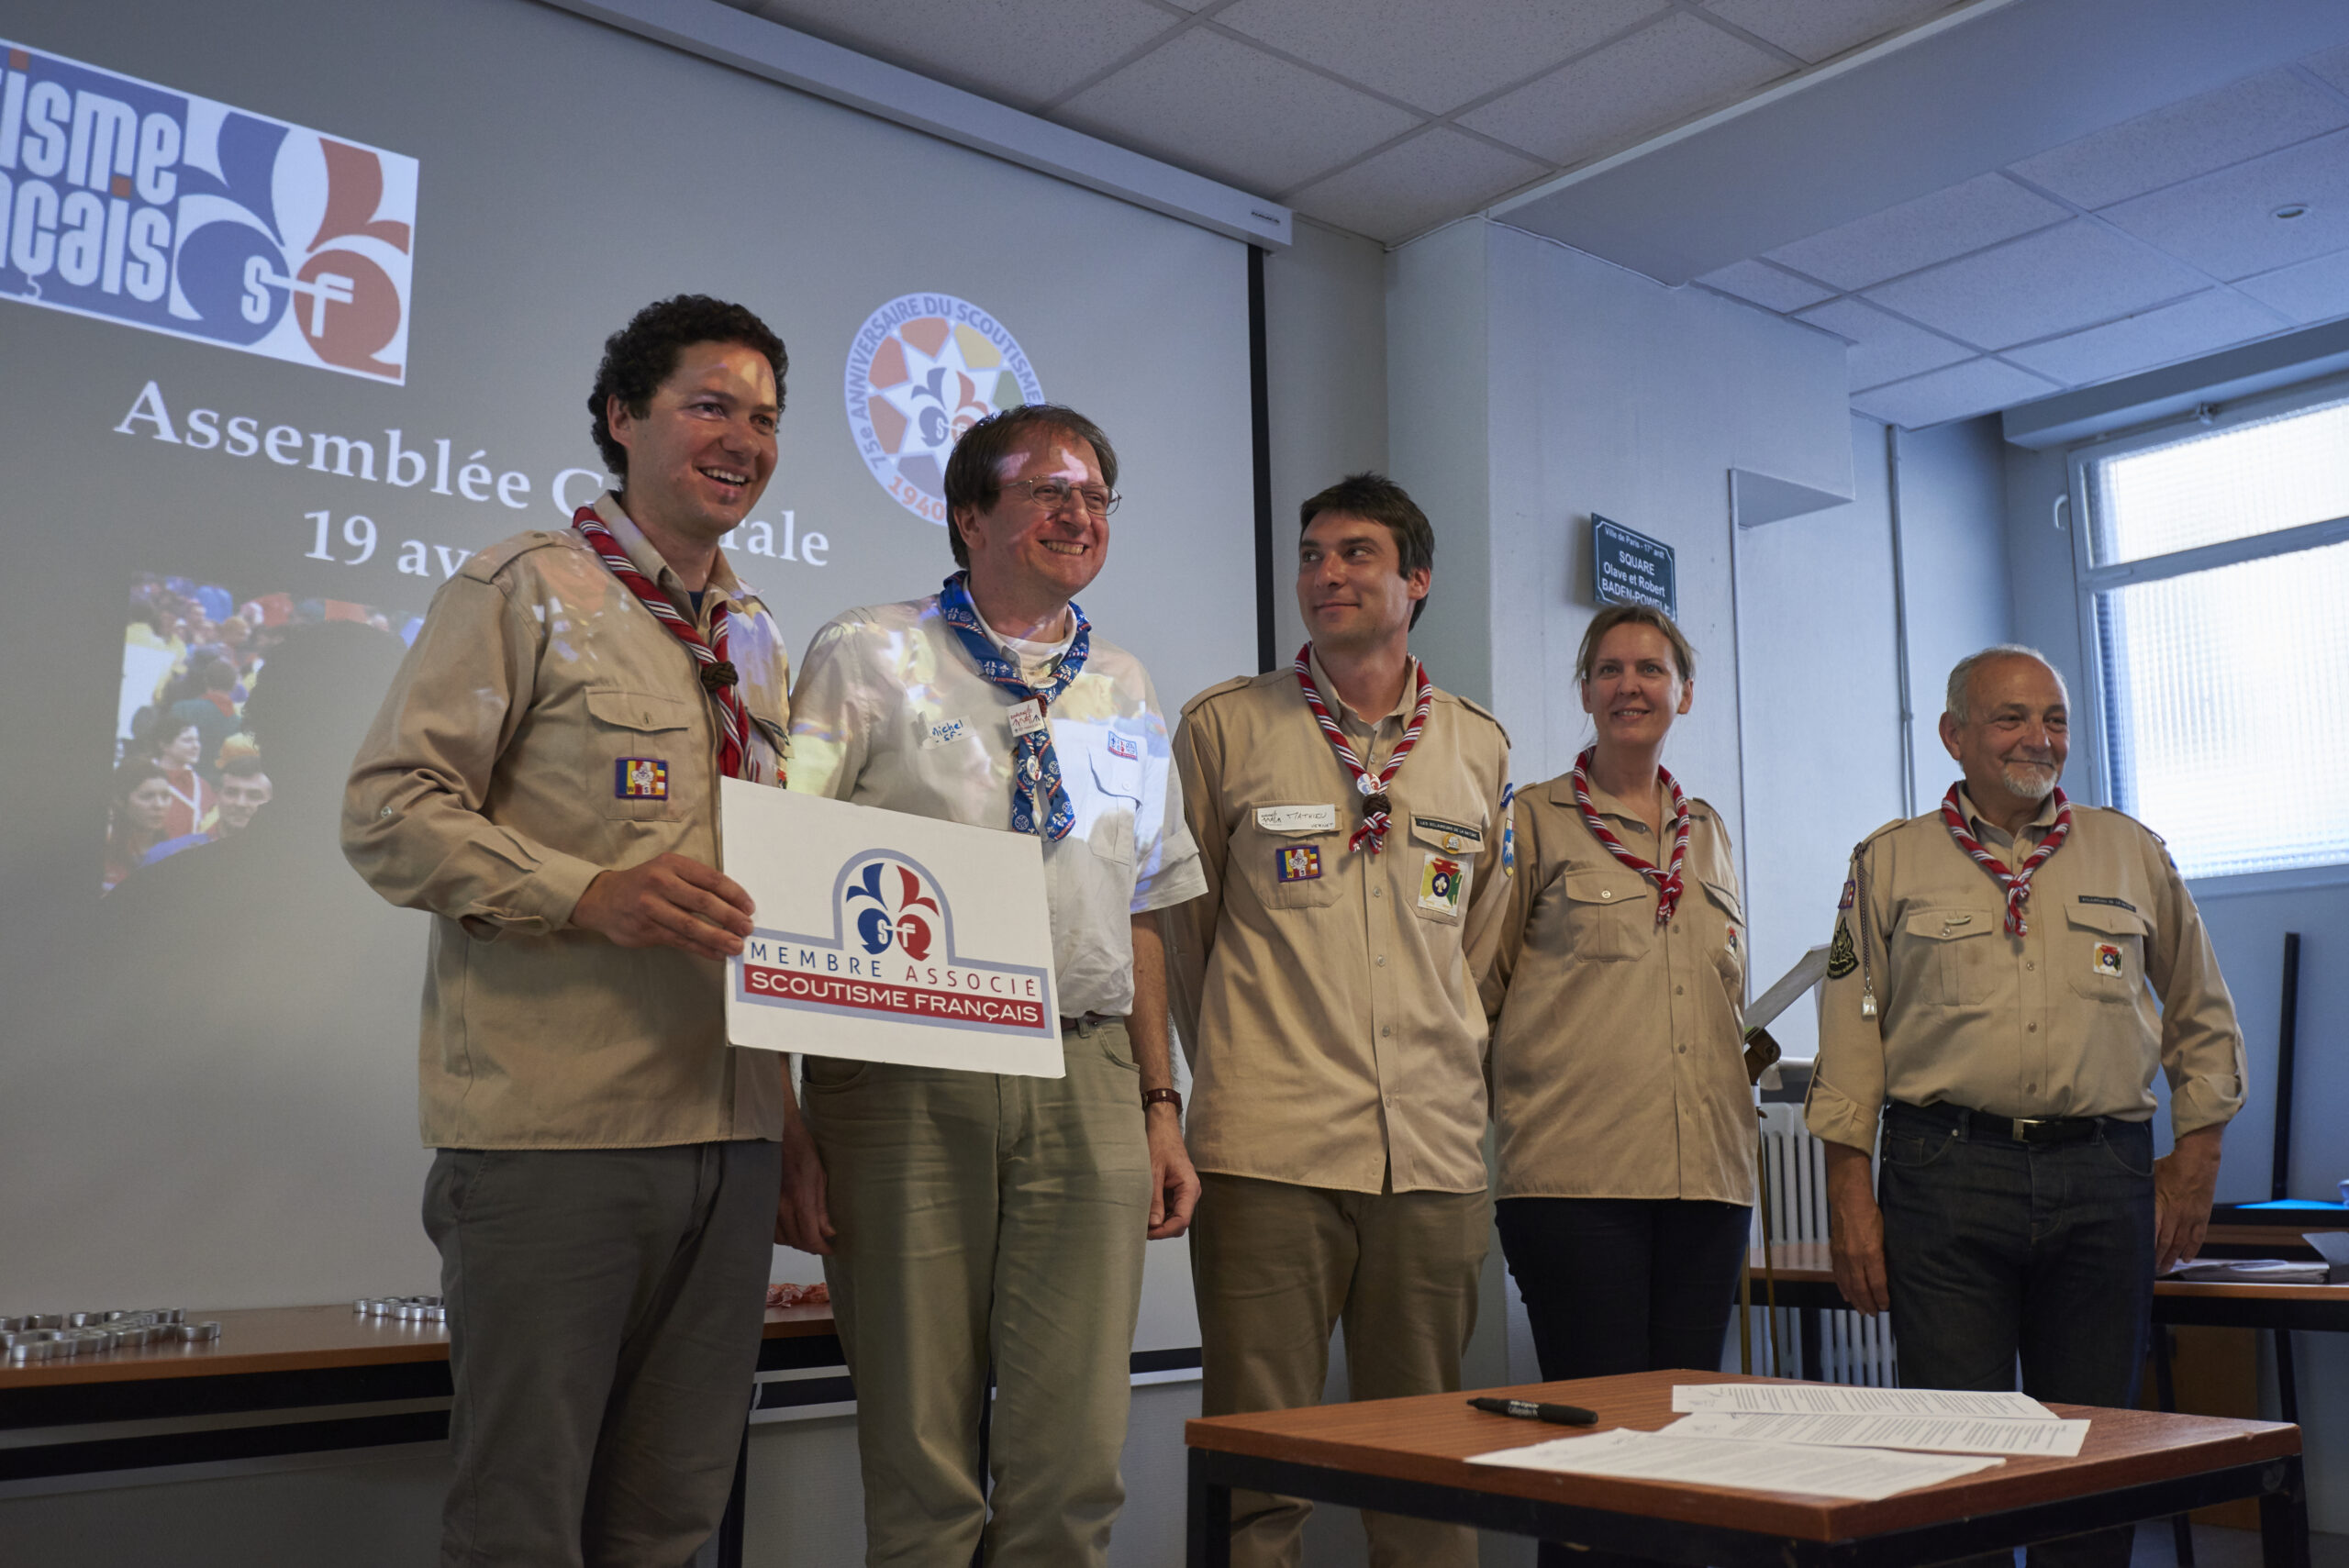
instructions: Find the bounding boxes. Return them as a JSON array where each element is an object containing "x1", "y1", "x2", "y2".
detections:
[
  {"x1": 344, "y1": 296, "x2": 793, "y2": 1567},
  {"x1": 1168, "y1": 473, "x2": 1509, "y2": 1568},
  {"x1": 1809, "y1": 644, "x2": 2243, "y2": 1568}
]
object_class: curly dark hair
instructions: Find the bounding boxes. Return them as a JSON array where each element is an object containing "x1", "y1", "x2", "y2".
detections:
[
  {"x1": 1299, "y1": 472, "x2": 1435, "y2": 628},
  {"x1": 587, "y1": 295, "x2": 788, "y2": 477},
  {"x1": 941, "y1": 404, "x2": 1119, "y2": 569}
]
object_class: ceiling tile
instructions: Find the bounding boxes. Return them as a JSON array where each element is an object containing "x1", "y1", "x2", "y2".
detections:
[
  {"x1": 1216, "y1": 0, "x2": 1665, "y2": 116},
  {"x1": 2002, "y1": 291, "x2": 2294, "y2": 385},
  {"x1": 1456, "y1": 12, "x2": 1788, "y2": 168},
  {"x1": 1053, "y1": 28, "x2": 1422, "y2": 195},
  {"x1": 1863, "y1": 219, "x2": 2210, "y2": 350},
  {"x1": 2236, "y1": 248, "x2": 2349, "y2": 326},
  {"x1": 1288, "y1": 128, "x2": 1548, "y2": 243},
  {"x1": 1850, "y1": 358, "x2": 2060, "y2": 428},
  {"x1": 2302, "y1": 44, "x2": 2349, "y2": 96},
  {"x1": 740, "y1": 0, "x2": 1176, "y2": 110},
  {"x1": 1699, "y1": 0, "x2": 1955, "y2": 66},
  {"x1": 1694, "y1": 259, "x2": 1835, "y2": 313},
  {"x1": 1796, "y1": 297, "x2": 1973, "y2": 391},
  {"x1": 1764, "y1": 173, "x2": 2067, "y2": 292},
  {"x1": 2099, "y1": 129, "x2": 2349, "y2": 281},
  {"x1": 2009, "y1": 70, "x2": 2349, "y2": 211}
]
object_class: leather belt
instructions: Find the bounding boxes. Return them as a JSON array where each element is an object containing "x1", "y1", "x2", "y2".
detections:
[
  {"x1": 1891, "y1": 1098, "x2": 2116, "y2": 1146},
  {"x1": 1060, "y1": 1012, "x2": 1116, "y2": 1036}
]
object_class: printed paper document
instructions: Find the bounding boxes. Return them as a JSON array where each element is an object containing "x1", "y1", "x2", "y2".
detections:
[
  {"x1": 1467, "y1": 1428, "x2": 2002, "y2": 1500},
  {"x1": 1673, "y1": 1385, "x2": 2057, "y2": 1420},
  {"x1": 1663, "y1": 1411, "x2": 2088, "y2": 1457}
]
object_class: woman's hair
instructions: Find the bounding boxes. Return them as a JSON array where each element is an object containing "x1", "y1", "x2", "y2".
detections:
[{"x1": 1575, "y1": 603, "x2": 1697, "y2": 684}]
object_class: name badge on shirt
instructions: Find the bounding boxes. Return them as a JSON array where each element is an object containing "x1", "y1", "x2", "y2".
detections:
[
  {"x1": 1419, "y1": 853, "x2": 1465, "y2": 913},
  {"x1": 923, "y1": 717, "x2": 972, "y2": 749},
  {"x1": 1256, "y1": 804, "x2": 1337, "y2": 833},
  {"x1": 2092, "y1": 942, "x2": 2124, "y2": 977},
  {"x1": 1008, "y1": 698, "x2": 1049, "y2": 739},
  {"x1": 1276, "y1": 845, "x2": 1322, "y2": 883},
  {"x1": 616, "y1": 757, "x2": 668, "y2": 799}
]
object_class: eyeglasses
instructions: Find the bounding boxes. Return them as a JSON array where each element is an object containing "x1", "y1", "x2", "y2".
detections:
[{"x1": 1005, "y1": 477, "x2": 1119, "y2": 518}]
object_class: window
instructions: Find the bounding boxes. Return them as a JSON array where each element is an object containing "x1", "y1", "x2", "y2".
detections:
[{"x1": 2075, "y1": 387, "x2": 2349, "y2": 881}]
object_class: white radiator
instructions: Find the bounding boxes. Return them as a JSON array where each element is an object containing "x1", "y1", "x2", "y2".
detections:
[{"x1": 1741, "y1": 1102, "x2": 1898, "y2": 1385}]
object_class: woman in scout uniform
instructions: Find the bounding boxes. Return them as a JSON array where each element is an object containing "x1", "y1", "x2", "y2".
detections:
[{"x1": 1482, "y1": 604, "x2": 1753, "y2": 1528}]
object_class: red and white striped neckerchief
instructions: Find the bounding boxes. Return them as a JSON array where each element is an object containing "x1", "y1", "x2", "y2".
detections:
[
  {"x1": 1293, "y1": 643, "x2": 1431, "y2": 854},
  {"x1": 1569, "y1": 749, "x2": 1690, "y2": 925},
  {"x1": 572, "y1": 505, "x2": 751, "y2": 781},
  {"x1": 1940, "y1": 783, "x2": 2071, "y2": 935}
]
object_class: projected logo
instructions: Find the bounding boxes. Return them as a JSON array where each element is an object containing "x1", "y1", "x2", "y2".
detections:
[
  {"x1": 845, "y1": 294, "x2": 1042, "y2": 525},
  {"x1": 0, "y1": 42, "x2": 417, "y2": 383},
  {"x1": 737, "y1": 849, "x2": 1052, "y2": 1036}
]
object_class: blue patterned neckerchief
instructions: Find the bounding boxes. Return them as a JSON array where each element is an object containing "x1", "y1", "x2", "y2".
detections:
[{"x1": 937, "y1": 572, "x2": 1090, "y2": 840}]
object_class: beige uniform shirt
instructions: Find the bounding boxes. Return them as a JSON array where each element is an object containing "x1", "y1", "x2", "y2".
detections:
[
  {"x1": 1807, "y1": 788, "x2": 2245, "y2": 1152},
  {"x1": 344, "y1": 494, "x2": 790, "y2": 1149},
  {"x1": 785, "y1": 593, "x2": 1206, "y2": 1017},
  {"x1": 1481, "y1": 776, "x2": 1754, "y2": 1204},
  {"x1": 1165, "y1": 655, "x2": 1511, "y2": 1195}
]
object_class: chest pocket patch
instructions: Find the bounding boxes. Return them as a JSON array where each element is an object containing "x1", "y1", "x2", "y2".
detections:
[
  {"x1": 1898, "y1": 906, "x2": 2002, "y2": 1007},
  {"x1": 586, "y1": 687, "x2": 693, "y2": 820},
  {"x1": 2065, "y1": 897, "x2": 2149, "y2": 1001}
]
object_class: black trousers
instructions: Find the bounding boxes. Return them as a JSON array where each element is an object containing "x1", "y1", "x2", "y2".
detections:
[{"x1": 1497, "y1": 1196, "x2": 1753, "y2": 1568}]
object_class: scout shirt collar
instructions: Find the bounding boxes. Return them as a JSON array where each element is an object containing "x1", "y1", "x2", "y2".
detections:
[
  {"x1": 1954, "y1": 783, "x2": 2064, "y2": 851},
  {"x1": 594, "y1": 491, "x2": 751, "y2": 630},
  {"x1": 1547, "y1": 773, "x2": 1663, "y2": 840},
  {"x1": 1305, "y1": 645, "x2": 1415, "y2": 731}
]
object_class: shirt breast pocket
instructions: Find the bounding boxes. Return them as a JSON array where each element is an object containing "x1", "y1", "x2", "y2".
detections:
[
  {"x1": 1241, "y1": 805, "x2": 1344, "y2": 910},
  {"x1": 1082, "y1": 743, "x2": 1141, "y2": 867},
  {"x1": 1898, "y1": 906, "x2": 2002, "y2": 1006},
  {"x1": 1698, "y1": 875, "x2": 1744, "y2": 994},
  {"x1": 585, "y1": 687, "x2": 694, "y2": 820},
  {"x1": 1406, "y1": 813, "x2": 1482, "y2": 925},
  {"x1": 1561, "y1": 866, "x2": 1652, "y2": 962},
  {"x1": 2065, "y1": 897, "x2": 2149, "y2": 1002}
]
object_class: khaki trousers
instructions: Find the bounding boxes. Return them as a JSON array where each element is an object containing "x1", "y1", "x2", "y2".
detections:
[
  {"x1": 1192, "y1": 1171, "x2": 1489, "y2": 1568},
  {"x1": 801, "y1": 1022, "x2": 1152, "y2": 1568}
]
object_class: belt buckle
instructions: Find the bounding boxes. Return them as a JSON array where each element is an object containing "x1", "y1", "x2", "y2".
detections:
[{"x1": 2009, "y1": 1118, "x2": 2040, "y2": 1141}]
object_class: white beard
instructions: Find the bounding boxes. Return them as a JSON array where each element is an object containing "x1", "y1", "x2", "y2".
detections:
[{"x1": 1998, "y1": 762, "x2": 2058, "y2": 801}]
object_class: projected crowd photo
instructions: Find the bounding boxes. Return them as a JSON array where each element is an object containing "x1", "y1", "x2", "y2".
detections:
[{"x1": 107, "y1": 573, "x2": 417, "y2": 894}]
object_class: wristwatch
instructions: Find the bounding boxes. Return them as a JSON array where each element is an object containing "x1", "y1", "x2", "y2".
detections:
[{"x1": 1142, "y1": 1087, "x2": 1183, "y2": 1115}]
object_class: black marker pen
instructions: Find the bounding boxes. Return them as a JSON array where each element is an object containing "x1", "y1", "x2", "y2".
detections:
[{"x1": 1466, "y1": 1396, "x2": 1598, "y2": 1427}]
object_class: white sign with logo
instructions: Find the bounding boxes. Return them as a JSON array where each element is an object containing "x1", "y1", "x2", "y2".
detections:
[{"x1": 720, "y1": 779, "x2": 1063, "y2": 1077}]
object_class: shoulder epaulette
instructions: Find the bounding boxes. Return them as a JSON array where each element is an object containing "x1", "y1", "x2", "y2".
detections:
[
  {"x1": 1178, "y1": 673, "x2": 1261, "y2": 718},
  {"x1": 2093, "y1": 803, "x2": 2168, "y2": 847},
  {"x1": 460, "y1": 528, "x2": 576, "y2": 584},
  {"x1": 1448, "y1": 693, "x2": 1511, "y2": 748},
  {"x1": 1852, "y1": 817, "x2": 1908, "y2": 859}
]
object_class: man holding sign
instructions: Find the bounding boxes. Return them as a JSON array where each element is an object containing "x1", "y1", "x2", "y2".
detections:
[
  {"x1": 343, "y1": 296, "x2": 794, "y2": 1566},
  {"x1": 778, "y1": 404, "x2": 1205, "y2": 1568}
]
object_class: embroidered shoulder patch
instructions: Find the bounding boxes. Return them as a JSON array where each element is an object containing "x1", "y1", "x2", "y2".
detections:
[{"x1": 1827, "y1": 917, "x2": 1857, "y2": 980}]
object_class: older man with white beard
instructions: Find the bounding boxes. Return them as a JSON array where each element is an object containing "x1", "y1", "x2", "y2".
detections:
[{"x1": 1808, "y1": 645, "x2": 2246, "y2": 1568}]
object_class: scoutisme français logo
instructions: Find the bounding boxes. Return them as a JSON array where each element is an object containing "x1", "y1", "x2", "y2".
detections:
[
  {"x1": 737, "y1": 851, "x2": 1053, "y2": 1037},
  {"x1": 0, "y1": 42, "x2": 417, "y2": 382},
  {"x1": 844, "y1": 293, "x2": 1041, "y2": 525}
]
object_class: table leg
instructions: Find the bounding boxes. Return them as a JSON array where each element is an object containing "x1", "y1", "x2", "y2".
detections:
[
  {"x1": 2150, "y1": 1324, "x2": 2194, "y2": 1568},
  {"x1": 2272, "y1": 1330, "x2": 2298, "y2": 1428},
  {"x1": 2258, "y1": 1455, "x2": 2310, "y2": 1568},
  {"x1": 1187, "y1": 1451, "x2": 1233, "y2": 1568}
]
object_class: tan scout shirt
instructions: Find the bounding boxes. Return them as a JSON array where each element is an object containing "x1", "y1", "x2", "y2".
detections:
[
  {"x1": 344, "y1": 495, "x2": 790, "y2": 1150},
  {"x1": 1481, "y1": 776, "x2": 1754, "y2": 1205},
  {"x1": 1166, "y1": 654, "x2": 1511, "y2": 1195},
  {"x1": 1807, "y1": 787, "x2": 2245, "y2": 1153}
]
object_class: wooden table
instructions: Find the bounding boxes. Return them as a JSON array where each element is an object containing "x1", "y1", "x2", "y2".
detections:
[
  {"x1": 0, "y1": 1301, "x2": 842, "y2": 1568},
  {"x1": 1185, "y1": 1370, "x2": 2308, "y2": 1568}
]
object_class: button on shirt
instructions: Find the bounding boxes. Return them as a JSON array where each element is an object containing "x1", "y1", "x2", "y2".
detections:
[
  {"x1": 343, "y1": 494, "x2": 791, "y2": 1149},
  {"x1": 1481, "y1": 776, "x2": 1753, "y2": 1204},
  {"x1": 1807, "y1": 789, "x2": 2245, "y2": 1152},
  {"x1": 1165, "y1": 655, "x2": 1511, "y2": 1195},
  {"x1": 785, "y1": 595, "x2": 1204, "y2": 1018}
]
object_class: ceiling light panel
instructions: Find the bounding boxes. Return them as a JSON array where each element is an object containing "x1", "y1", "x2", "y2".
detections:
[
  {"x1": 1216, "y1": 0, "x2": 1666, "y2": 116},
  {"x1": 1289, "y1": 127, "x2": 1549, "y2": 243},
  {"x1": 1764, "y1": 172, "x2": 2068, "y2": 292},
  {"x1": 2008, "y1": 69, "x2": 2349, "y2": 211},
  {"x1": 2099, "y1": 128, "x2": 2349, "y2": 280},
  {"x1": 1053, "y1": 27, "x2": 1420, "y2": 194},
  {"x1": 1457, "y1": 12, "x2": 1788, "y2": 168},
  {"x1": 1700, "y1": 0, "x2": 1962, "y2": 66},
  {"x1": 1863, "y1": 219, "x2": 2210, "y2": 349}
]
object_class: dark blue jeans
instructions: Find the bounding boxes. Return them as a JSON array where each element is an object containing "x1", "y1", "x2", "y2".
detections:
[{"x1": 1879, "y1": 1101, "x2": 2157, "y2": 1568}]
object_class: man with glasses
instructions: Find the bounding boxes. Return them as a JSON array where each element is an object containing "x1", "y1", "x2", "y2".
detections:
[
  {"x1": 778, "y1": 404, "x2": 1205, "y2": 1568},
  {"x1": 1810, "y1": 644, "x2": 2244, "y2": 1568}
]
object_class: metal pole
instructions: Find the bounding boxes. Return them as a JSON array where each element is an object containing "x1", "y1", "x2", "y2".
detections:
[{"x1": 2270, "y1": 932, "x2": 2301, "y2": 1202}]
